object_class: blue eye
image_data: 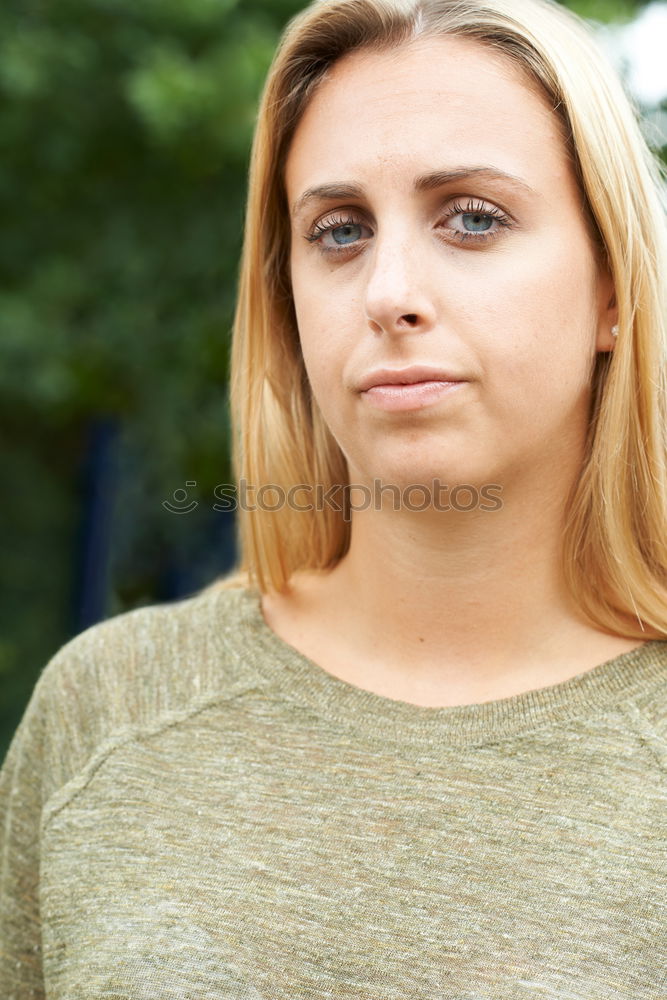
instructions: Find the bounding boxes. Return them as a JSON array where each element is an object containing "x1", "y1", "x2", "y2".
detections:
[
  {"x1": 444, "y1": 198, "x2": 512, "y2": 243},
  {"x1": 306, "y1": 214, "x2": 370, "y2": 253},
  {"x1": 331, "y1": 223, "x2": 364, "y2": 245},
  {"x1": 461, "y1": 212, "x2": 494, "y2": 233}
]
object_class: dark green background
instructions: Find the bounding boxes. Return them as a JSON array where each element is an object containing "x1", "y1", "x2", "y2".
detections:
[{"x1": 0, "y1": 0, "x2": 661, "y2": 759}]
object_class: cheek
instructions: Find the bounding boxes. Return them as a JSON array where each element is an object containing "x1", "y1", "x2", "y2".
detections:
[
  {"x1": 479, "y1": 236, "x2": 598, "y2": 370},
  {"x1": 293, "y1": 292, "x2": 344, "y2": 405},
  {"x1": 292, "y1": 261, "x2": 357, "y2": 384}
]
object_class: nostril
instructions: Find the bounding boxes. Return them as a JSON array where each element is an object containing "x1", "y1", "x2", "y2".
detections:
[{"x1": 403, "y1": 313, "x2": 418, "y2": 324}]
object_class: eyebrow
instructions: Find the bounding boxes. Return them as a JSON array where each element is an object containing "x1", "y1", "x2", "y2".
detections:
[{"x1": 290, "y1": 166, "x2": 536, "y2": 218}]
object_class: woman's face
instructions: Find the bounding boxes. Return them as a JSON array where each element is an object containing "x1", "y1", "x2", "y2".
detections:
[{"x1": 285, "y1": 36, "x2": 616, "y2": 494}]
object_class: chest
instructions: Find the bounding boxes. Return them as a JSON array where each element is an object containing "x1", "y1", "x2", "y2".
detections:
[{"x1": 39, "y1": 718, "x2": 667, "y2": 999}]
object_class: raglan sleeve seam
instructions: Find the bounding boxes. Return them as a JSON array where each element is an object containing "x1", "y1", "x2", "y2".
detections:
[{"x1": 620, "y1": 699, "x2": 667, "y2": 774}]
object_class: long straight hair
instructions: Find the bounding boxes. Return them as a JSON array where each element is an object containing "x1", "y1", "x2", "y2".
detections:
[{"x1": 215, "y1": 0, "x2": 667, "y2": 640}]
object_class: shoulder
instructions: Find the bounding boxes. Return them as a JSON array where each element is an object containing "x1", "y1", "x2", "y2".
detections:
[
  {"x1": 37, "y1": 580, "x2": 253, "y2": 697},
  {"x1": 10, "y1": 581, "x2": 265, "y2": 807},
  {"x1": 619, "y1": 639, "x2": 667, "y2": 768}
]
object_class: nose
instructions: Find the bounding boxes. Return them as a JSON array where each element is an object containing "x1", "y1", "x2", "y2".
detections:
[{"x1": 364, "y1": 228, "x2": 438, "y2": 336}]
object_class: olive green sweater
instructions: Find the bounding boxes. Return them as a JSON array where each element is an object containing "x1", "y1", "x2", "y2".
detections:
[{"x1": 1, "y1": 583, "x2": 666, "y2": 999}]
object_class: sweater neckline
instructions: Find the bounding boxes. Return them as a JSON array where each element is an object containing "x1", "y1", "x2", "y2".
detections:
[{"x1": 218, "y1": 585, "x2": 666, "y2": 747}]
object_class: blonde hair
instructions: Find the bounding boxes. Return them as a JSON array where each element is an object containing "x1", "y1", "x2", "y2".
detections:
[{"x1": 214, "y1": 0, "x2": 667, "y2": 640}]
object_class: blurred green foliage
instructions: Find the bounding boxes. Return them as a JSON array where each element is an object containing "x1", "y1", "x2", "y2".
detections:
[
  {"x1": 0, "y1": 0, "x2": 659, "y2": 758},
  {"x1": 0, "y1": 0, "x2": 305, "y2": 757},
  {"x1": 568, "y1": 0, "x2": 642, "y2": 20}
]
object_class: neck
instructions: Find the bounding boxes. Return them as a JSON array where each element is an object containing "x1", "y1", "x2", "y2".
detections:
[
  {"x1": 332, "y1": 479, "x2": 577, "y2": 662},
  {"x1": 278, "y1": 468, "x2": 643, "y2": 703}
]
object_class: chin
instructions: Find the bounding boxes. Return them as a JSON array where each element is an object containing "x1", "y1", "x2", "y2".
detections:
[{"x1": 362, "y1": 455, "x2": 482, "y2": 488}]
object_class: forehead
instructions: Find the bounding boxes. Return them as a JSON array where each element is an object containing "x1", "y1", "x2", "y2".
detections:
[{"x1": 285, "y1": 35, "x2": 575, "y2": 212}]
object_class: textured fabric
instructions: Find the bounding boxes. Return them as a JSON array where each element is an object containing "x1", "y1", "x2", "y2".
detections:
[{"x1": 1, "y1": 582, "x2": 666, "y2": 1000}]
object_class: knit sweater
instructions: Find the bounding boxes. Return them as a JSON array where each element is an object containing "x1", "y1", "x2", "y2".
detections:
[{"x1": 1, "y1": 583, "x2": 666, "y2": 1000}]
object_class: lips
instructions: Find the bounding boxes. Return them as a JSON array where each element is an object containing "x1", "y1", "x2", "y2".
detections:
[{"x1": 357, "y1": 366, "x2": 468, "y2": 392}]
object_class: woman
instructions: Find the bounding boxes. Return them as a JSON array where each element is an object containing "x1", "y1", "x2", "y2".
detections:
[{"x1": 2, "y1": 0, "x2": 666, "y2": 995}]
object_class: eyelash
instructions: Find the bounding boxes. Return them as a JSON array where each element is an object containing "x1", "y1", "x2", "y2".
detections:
[{"x1": 304, "y1": 198, "x2": 513, "y2": 257}]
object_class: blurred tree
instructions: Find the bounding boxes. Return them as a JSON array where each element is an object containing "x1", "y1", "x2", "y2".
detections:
[
  {"x1": 566, "y1": 0, "x2": 644, "y2": 21},
  {"x1": 0, "y1": 0, "x2": 659, "y2": 758},
  {"x1": 0, "y1": 0, "x2": 305, "y2": 757}
]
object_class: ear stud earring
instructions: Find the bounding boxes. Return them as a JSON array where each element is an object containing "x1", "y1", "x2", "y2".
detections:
[{"x1": 611, "y1": 324, "x2": 619, "y2": 338}]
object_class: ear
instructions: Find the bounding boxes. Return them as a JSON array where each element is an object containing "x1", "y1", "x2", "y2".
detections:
[{"x1": 595, "y1": 261, "x2": 618, "y2": 354}]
